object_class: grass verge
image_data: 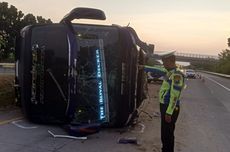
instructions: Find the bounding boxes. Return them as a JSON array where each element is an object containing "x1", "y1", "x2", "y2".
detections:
[{"x1": 0, "y1": 74, "x2": 15, "y2": 108}]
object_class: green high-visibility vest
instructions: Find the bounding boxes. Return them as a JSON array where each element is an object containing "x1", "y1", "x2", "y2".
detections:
[{"x1": 144, "y1": 65, "x2": 185, "y2": 115}]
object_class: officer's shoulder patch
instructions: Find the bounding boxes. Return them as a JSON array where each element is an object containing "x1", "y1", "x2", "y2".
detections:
[
  {"x1": 174, "y1": 74, "x2": 181, "y2": 80},
  {"x1": 173, "y1": 74, "x2": 181, "y2": 84}
]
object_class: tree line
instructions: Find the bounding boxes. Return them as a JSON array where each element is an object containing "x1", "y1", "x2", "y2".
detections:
[
  {"x1": 0, "y1": 2, "x2": 52, "y2": 62},
  {"x1": 0, "y1": 2, "x2": 229, "y2": 74},
  {"x1": 216, "y1": 49, "x2": 230, "y2": 74},
  {"x1": 192, "y1": 48, "x2": 230, "y2": 75}
]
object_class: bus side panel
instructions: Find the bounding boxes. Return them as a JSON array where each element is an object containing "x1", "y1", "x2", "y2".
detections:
[{"x1": 19, "y1": 25, "x2": 69, "y2": 123}]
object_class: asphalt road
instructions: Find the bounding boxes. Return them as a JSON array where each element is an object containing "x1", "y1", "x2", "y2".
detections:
[
  {"x1": 0, "y1": 72, "x2": 230, "y2": 152},
  {"x1": 177, "y1": 73, "x2": 230, "y2": 152}
]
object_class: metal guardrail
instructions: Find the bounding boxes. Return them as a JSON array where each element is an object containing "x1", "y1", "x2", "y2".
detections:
[
  {"x1": 175, "y1": 52, "x2": 219, "y2": 60},
  {"x1": 199, "y1": 70, "x2": 230, "y2": 79},
  {"x1": 154, "y1": 51, "x2": 219, "y2": 60}
]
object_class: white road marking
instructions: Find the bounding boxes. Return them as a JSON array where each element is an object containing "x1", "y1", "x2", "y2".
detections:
[
  {"x1": 11, "y1": 120, "x2": 37, "y2": 129},
  {"x1": 205, "y1": 76, "x2": 230, "y2": 92}
]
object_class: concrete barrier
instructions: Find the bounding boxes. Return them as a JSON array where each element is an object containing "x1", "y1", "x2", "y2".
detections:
[
  {"x1": 0, "y1": 63, "x2": 15, "y2": 68},
  {"x1": 0, "y1": 63, "x2": 15, "y2": 74}
]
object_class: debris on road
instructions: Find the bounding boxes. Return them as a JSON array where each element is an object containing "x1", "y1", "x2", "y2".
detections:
[
  {"x1": 48, "y1": 130, "x2": 87, "y2": 140},
  {"x1": 64, "y1": 123, "x2": 101, "y2": 137},
  {"x1": 117, "y1": 137, "x2": 138, "y2": 145},
  {"x1": 130, "y1": 123, "x2": 145, "y2": 133},
  {"x1": 153, "y1": 112, "x2": 160, "y2": 118}
]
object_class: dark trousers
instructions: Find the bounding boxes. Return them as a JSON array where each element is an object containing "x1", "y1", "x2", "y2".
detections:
[{"x1": 160, "y1": 103, "x2": 180, "y2": 152}]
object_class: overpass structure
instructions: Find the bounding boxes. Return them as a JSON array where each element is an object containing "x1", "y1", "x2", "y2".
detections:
[{"x1": 153, "y1": 52, "x2": 219, "y2": 63}]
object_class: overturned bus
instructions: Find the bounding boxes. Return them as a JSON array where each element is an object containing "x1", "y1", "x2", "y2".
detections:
[{"x1": 15, "y1": 8, "x2": 154, "y2": 127}]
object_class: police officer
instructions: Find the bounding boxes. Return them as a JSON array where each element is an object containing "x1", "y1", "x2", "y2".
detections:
[{"x1": 140, "y1": 51, "x2": 184, "y2": 152}]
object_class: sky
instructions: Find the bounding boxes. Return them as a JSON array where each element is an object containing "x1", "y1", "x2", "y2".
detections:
[{"x1": 4, "y1": 0, "x2": 230, "y2": 56}]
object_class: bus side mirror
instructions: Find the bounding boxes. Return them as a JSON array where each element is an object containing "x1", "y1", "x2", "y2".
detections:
[{"x1": 60, "y1": 7, "x2": 106, "y2": 24}]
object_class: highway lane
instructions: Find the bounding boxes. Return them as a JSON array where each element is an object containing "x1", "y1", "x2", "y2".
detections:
[
  {"x1": 201, "y1": 72, "x2": 230, "y2": 112},
  {"x1": 177, "y1": 73, "x2": 230, "y2": 152},
  {"x1": 0, "y1": 72, "x2": 229, "y2": 152},
  {"x1": 0, "y1": 118, "x2": 142, "y2": 152},
  {"x1": 201, "y1": 72, "x2": 230, "y2": 90}
]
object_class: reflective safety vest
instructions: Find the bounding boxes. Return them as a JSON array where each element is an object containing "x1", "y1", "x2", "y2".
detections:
[{"x1": 144, "y1": 65, "x2": 185, "y2": 115}]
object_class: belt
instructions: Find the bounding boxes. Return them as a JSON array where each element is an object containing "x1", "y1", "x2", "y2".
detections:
[{"x1": 160, "y1": 103, "x2": 180, "y2": 109}]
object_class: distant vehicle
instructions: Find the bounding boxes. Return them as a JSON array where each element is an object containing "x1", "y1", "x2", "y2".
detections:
[
  {"x1": 147, "y1": 72, "x2": 163, "y2": 83},
  {"x1": 185, "y1": 69, "x2": 196, "y2": 78}
]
